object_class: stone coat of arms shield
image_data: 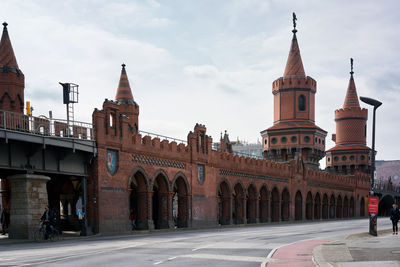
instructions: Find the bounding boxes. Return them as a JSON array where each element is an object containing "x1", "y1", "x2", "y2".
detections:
[{"x1": 106, "y1": 149, "x2": 118, "y2": 175}]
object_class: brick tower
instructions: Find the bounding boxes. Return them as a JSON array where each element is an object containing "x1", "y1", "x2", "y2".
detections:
[
  {"x1": 0, "y1": 22, "x2": 24, "y2": 113},
  {"x1": 115, "y1": 63, "x2": 139, "y2": 132},
  {"x1": 261, "y1": 14, "x2": 327, "y2": 169},
  {"x1": 326, "y1": 59, "x2": 370, "y2": 174}
]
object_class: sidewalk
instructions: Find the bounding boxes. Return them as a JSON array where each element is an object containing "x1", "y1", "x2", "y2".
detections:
[{"x1": 313, "y1": 229, "x2": 400, "y2": 267}]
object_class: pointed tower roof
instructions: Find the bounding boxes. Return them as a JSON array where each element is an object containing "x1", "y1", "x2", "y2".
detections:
[
  {"x1": 115, "y1": 63, "x2": 134, "y2": 105},
  {"x1": 283, "y1": 13, "x2": 305, "y2": 78},
  {"x1": 0, "y1": 22, "x2": 19, "y2": 69},
  {"x1": 343, "y1": 58, "x2": 360, "y2": 109}
]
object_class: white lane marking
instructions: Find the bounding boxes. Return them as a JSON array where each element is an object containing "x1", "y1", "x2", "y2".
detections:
[
  {"x1": 192, "y1": 244, "x2": 212, "y2": 251},
  {"x1": 168, "y1": 256, "x2": 177, "y2": 261},
  {"x1": 180, "y1": 253, "x2": 265, "y2": 263},
  {"x1": 154, "y1": 261, "x2": 163, "y2": 265}
]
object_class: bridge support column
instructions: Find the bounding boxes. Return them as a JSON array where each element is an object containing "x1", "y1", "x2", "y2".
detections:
[{"x1": 7, "y1": 174, "x2": 50, "y2": 239}]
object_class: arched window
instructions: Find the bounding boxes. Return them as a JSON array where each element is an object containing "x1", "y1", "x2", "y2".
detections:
[{"x1": 298, "y1": 95, "x2": 306, "y2": 111}]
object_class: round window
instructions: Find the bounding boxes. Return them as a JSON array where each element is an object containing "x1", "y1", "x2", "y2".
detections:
[
  {"x1": 342, "y1": 156, "x2": 347, "y2": 161},
  {"x1": 291, "y1": 136, "x2": 297, "y2": 143},
  {"x1": 281, "y1": 137, "x2": 287, "y2": 143},
  {"x1": 271, "y1": 138, "x2": 277, "y2": 144},
  {"x1": 334, "y1": 156, "x2": 339, "y2": 162},
  {"x1": 361, "y1": 155, "x2": 365, "y2": 160},
  {"x1": 350, "y1": 155, "x2": 355, "y2": 161},
  {"x1": 304, "y1": 136, "x2": 310, "y2": 142}
]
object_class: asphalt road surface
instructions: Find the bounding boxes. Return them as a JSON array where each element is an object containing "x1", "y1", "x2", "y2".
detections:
[{"x1": 0, "y1": 218, "x2": 392, "y2": 267}]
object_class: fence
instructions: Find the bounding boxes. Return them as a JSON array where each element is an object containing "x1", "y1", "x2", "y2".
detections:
[{"x1": 0, "y1": 109, "x2": 94, "y2": 141}]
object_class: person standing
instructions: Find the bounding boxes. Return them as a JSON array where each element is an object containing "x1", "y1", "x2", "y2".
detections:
[
  {"x1": 129, "y1": 209, "x2": 137, "y2": 230},
  {"x1": 1, "y1": 208, "x2": 10, "y2": 235},
  {"x1": 390, "y1": 203, "x2": 400, "y2": 235}
]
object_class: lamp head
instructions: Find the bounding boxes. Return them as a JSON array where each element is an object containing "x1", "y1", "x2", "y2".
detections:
[{"x1": 360, "y1": 96, "x2": 382, "y2": 108}]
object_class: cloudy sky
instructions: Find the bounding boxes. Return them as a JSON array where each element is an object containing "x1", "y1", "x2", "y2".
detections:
[{"x1": 1, "y1": 0, "x2": 399, "y2": 167}]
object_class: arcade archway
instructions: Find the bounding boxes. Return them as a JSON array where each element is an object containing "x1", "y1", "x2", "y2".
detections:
[
  {"x1": 329, "y1": 195, "x2": 335, "y2": 219},
  {"x1": 271, "y1": 188, "x2": 279, "y2": 222},
  {"x1": 281, "y1": 188, "x2": 290, "y2": 221},
  {"x1": 129, "y1": 171, "x2": 148, "y2": 230},
  {"x1": 295, "y1": 191, "x2": 302, "y2": 220},
  {"x1": 306, "y1": 192, "x2": 313, "y2": 220},
  {"x1": 217, "y1": 181, "x2": 231, "y2": 225},
  {"x1": 172, "y1": 176, "x2": 189, "y2": 228},
  {"x1": 322, "y1": 194, "x2": 328, "y2": 219},
  {"x1": 233, "y1": 183, "x2": 245, "y2": 224},
  {"x1": 246, "y1": 184, "x2": 257, "y2": 224},
  {"x1": 336, "y1": 195, "x2": 342, "y2": 218},
  {"x1": 152, "y1": 173, "x2": 169, "y2": 229},
  {"x1": 314, "y1": 193, "x2": 321, "y2": 220},
  {"x1": 259, "y1": 186, "x2": 268, "y2": 223}
]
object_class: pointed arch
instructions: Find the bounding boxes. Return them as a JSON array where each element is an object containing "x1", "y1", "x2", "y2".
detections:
[
  {"x1": 314, "y1": 192, "x2": 321, "y2": 220},
  {"x1": 306, "y1": 191, "x2": 313, "y2": 220},
  {"x1": 295, "y1": 191, "x2": 302, "y2": 220},
  {"x1": 246, "y1": 183, "x2": 257, "y2": 224},
  {"x1": 360, "y1": 197, "x2": 365, "y2": 217},
  {"x1": 129, "y1": 167, "x2": 149, "y2": 230},
  {"x1": 329, "y1": 194, "x2": 336, "y2": 219},
  {"x1": 172, "y1": 173, "x2": 190, "y2": 228},
  {"x1": 343, "y1": 195, "x2": 349, "y2": 218},
  {"x1": 217, "y1": 179, "x2": 231, "y2": 225},
  {"x1": 152, "y1": 170, "x2": 170, "y2": 229},
  {"x1": 281, "y1": 188, "x2": 290, "y2": 221},
  {"x1": 270, "y1": 187, "x2": 280, "y2": 222},
  {"x1": 322, "y1": 193, "x2": 329, "y2": 219},
  {"x1": 336, "y1": 195, "x2": 343, "y2": 219},
  {"x1": 233, "y1": 182, "x2": 245, "y2": 224},
  {"x1": 349, "y1": 196, "x2": 355, "y2": 217},
  {"x1": 259, "y1": 184, "x2": 269, "y2": 223}
]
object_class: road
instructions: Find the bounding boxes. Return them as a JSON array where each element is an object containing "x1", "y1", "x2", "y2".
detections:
[{"x1": 0, "y1": 219, "x2": 392, "y2": 267}]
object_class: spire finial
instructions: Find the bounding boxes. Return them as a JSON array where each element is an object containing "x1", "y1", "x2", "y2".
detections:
[
  {"x1": 122, "y1": 63, "x2": 126, "y2": 68},
  {"x1": 2, "y1": 22, "x2": 8, "y2": 29},
  {"x1": 350, "y1": 58, "x2": 354, "y2": 75},
  {"x1": 292, "y1": 12, "x2": 297, "y2": 33}
]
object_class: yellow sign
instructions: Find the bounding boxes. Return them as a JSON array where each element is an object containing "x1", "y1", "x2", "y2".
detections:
[{"x1": 26, "y1": 101, "x2": 31, "y2": 115}]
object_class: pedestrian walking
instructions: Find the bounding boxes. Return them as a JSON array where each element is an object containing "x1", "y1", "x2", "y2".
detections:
[
  {"x1": 390, "y1": 203, "x2": 400, "y2": 235},
  {"x1": 1, "y1": 208, "x2": 10, "y2": 235},
  {"x1": 129, "y1": 209, "x2": 137, "y2": 230}
]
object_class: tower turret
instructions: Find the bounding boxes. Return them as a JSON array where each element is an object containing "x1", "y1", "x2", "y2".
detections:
[
  {"x1": 261, "y1": 13, "x2": 327, "y2": 169},
  {"x1": 326, "y1": 59, "x2": 370, "y2": 174},
  {"x1": 0, "y1": 22, "x2": 25, "y2": 113},
  {"x1": 114, "y1": 64, "x2": 139, "y2": 131}
]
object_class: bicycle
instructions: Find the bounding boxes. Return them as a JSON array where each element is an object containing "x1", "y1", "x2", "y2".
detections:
[{"x1": 33, "y1": 222, "x2": 61, "y2": 242}]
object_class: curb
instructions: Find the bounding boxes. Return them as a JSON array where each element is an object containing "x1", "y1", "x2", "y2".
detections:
[{"x1": 312, "y1": 228, "x2": 392, "y2": 266}]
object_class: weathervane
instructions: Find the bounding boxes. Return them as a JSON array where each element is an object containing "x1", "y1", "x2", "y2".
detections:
[
  {"x1": 292, "y1": 12, "x2": 297, "y2": 33},
  {"x1": 350, "y1": 58, "x2": 354, "y2": 75}
]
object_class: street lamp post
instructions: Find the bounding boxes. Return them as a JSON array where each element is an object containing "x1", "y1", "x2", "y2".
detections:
[{"x1": 360, "y1": 96, "x2": 382, "y2": 236}]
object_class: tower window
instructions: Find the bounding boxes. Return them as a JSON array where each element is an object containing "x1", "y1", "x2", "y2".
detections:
[
  {"x1": 291, "y1": 136, "x2": 297, "y2": 143},
  {"x1": 271, "y1": 138, "x2": 277, "y2": 144},
  {"x1": 304, "y1": 136, "x2": 310, "y2": 143},
  {"x1": 281, "y1": 137, "x2": 287, "y2": 143},
  {"x1": 342, "y1": 156, "x2": 347, "y2": 161},
  {"x1": 298, "y1": 95, "x2": 306, "y2": 111}
]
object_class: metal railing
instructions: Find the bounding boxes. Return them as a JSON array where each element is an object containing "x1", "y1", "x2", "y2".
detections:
[
  {"x1": 212, "y1": 144, "x2": 264, "y2": 159},
  {"x1": 374, "y1": 181, "x2": 400, "y2": 193},
  {"x1": 0, "y1": 109, "x2": 94, "y2": 141},
  {"x1": 138, "y1": 130, "x2": 187, "y2": 144}
]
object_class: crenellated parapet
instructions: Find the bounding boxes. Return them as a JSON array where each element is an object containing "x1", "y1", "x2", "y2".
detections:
[{"x1": 272, "y1": 76, "x2": 316, "y2": 94}]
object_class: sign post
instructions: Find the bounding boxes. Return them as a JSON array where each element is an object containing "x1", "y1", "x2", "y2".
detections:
[{"x1": 368, "y1": 196, "x2": 379, "y2": 236}]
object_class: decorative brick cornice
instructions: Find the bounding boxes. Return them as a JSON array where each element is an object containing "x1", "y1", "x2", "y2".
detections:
[
  {"x1": 307, "y1": 182, "x2": 353, "y2": 192},
  {"x1": 131, "y1": 154, "x2": 186, "y2": 169},
  {"x1": 220, "y1": 169, "x2": 288, "y2": 183}
]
